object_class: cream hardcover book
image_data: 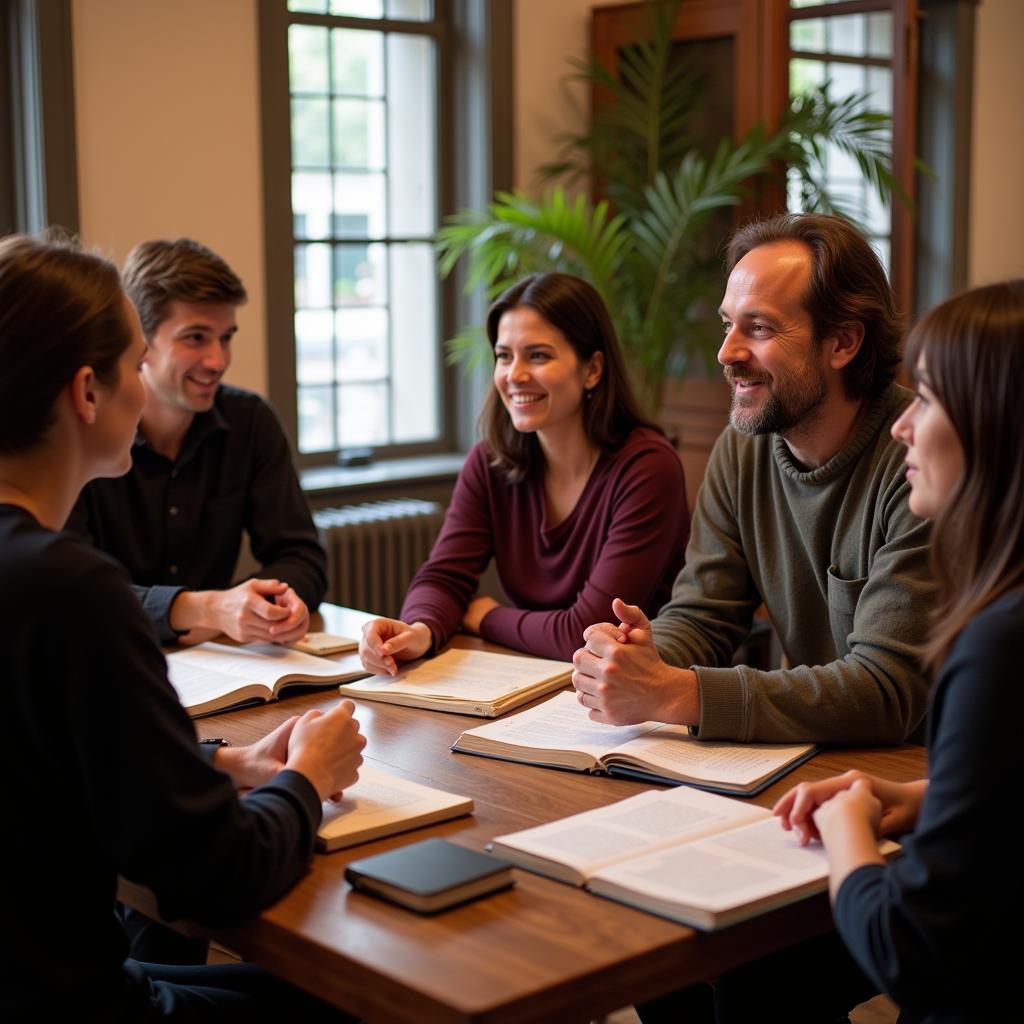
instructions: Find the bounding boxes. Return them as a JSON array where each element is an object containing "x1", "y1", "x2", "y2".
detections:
[
  {"x1": 337, "y1": 648, "x2": 571, "y2": 717},
  {"x1": 452, "y1": 691, "x2": 817, "y2": 795},
  {"x1": 492, "y1": 786, "x2": 899, "y2": 930},
  {"x1": 167, "y1": 641, "x2": 368, "y2": 718},
  {"x1": 317, "y1": 765, "x2": 474, "y2": 852}
]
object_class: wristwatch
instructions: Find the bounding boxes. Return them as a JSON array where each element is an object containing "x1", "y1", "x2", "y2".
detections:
[{"x1": 200, "y1": 737, "x2": 231, "y2": 749}]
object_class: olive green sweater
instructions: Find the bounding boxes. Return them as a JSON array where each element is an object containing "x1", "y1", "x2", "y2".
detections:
[{"x1": 651, "y1": 383, "x2": 933, "y2": 744}]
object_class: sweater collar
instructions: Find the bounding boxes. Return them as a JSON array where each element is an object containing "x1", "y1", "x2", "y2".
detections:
[{"x1": 771, "y1": 383, "x2": 902, "y2": 485}]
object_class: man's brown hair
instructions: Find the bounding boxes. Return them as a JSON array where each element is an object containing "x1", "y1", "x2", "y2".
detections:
[
  {"x1": 726, "y1": 212, "x2": 903, "y2": 400},
  {"x1": 123, "y1": 238, "x2": 247, "y2": 338}
]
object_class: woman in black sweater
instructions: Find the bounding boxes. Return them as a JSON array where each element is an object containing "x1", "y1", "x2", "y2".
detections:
[
  {"x1": 775, "y1": 279, "x2": 1024, "y2": 1023},
  {"x1": 0, "y1": 234, "x2": 364, "y2": 1020}
]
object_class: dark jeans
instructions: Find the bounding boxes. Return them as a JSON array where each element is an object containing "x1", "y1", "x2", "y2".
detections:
[
  {"x1": 126, "y1": 960, "x2": 355, "y2": 1021},
  {"x1": 637, "y1": 932, "x2": 878, "y2": 1023}
]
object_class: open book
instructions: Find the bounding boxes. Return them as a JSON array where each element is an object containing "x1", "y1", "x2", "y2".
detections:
[
  {"x1": 337, "y1": 648, "x2": 571, "y2": 717},
  {"x1": 452, "y1": 691, "x2": 817, "y2": 795},
  {"x1": 317, "y1": 764, "x2": 473, "y2": 852},
  {"x1": 167, "y1": 641, "x2": 368, "y2": 718},
  {"x1": 492, "y1": 786, "x2": 899, "y2": 930}
]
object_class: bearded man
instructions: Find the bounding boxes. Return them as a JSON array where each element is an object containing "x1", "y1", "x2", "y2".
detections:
[{"x1": 572, "y1": 212, "x2": 933, "y2": 744}]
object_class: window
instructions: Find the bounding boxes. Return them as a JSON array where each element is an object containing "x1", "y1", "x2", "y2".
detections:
[
  {"x1": 786, "y1": 0, "x2": 919, "y2": 308},
  {"x1": 270, "y1": 1, "x2": 443, "y2": 459},
  {"x1": 789, "y1": 2, "x2": 896, "y2": 272}
]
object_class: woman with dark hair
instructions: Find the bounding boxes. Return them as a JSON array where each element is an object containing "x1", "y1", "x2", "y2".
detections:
[
  {"x1": 0, "y1": 233, "x2": 364, "y2": 1020},
  {"x1": 360, "y1": 271, "x2": 688, "y2": 668},
  {"x1": 773, "y1": 279, "x2": 1024, "y2": 1023}
]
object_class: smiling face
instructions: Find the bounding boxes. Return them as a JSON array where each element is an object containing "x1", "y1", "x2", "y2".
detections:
[
  {"x1": 493, "y1": 306, "x2": 603, "y2": 440},
  {"x1": 891, "y1": 357, "x2": 965, "y2": 519},
  {"x1": 141, "y1": 300, "x2": 237, "y2": 415},
  {"x1": 718, "y1": 241, "x2": 831, "y2": 436}
]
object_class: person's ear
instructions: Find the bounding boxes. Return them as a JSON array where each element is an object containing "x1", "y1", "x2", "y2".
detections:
[
  {"x1": 585, "y1": 351, "x2": 605, "y2": 390},
  {"x1": 68, "y1": 366, "x2": 100, "y2": 425},
  {"x1": 826, "y1": 322, "x2": 865, "y2": 370}
]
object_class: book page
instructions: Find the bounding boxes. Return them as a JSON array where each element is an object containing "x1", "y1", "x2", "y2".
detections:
[
  {"x1": 318, "y1": 765, "x2": 472, "y2": 846},
  {"x1": 609, "y1": 725, "x2": 815, "y2": 787},
  {"x1": 169, "y1": 641, "x2": 353, "y2": 686},
  {"x1": 342, "y1": 649, "x2": 570, "y2": 702},
  {"x1": 165, "y1": 662, "x2": 266, "y2": 711},
  {"x1": 458, "y1": 690, "x2": 657, "y2": 759},
  {"x1": 591, "y1": 817, "x2": 828, "y2": 914},
  {"x1": 494, "y1": 785, "x2": 769, "y2": 878}
]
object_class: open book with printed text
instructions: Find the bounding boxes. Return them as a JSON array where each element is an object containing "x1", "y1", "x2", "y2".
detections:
[
  {"x1": 452, "y1": 691, "x2": 818, "y2": 795},
  {"x1": 337, "y1": 648, "x2": 571, "y2": 717},
  {"x1": 492, "y1": 785, "x2": 899, "y2": 930},
  {"x1": 167, "y1": 641, "x2": 368, "y2": 718}
]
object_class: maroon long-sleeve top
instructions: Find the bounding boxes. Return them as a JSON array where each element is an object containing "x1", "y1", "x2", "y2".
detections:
[{"x1": 400, "y1": 428, "x2": 689, "y2": 660}]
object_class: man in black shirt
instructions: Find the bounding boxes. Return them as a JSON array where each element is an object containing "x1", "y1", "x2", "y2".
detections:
[{"x1": 68, "y1": 239, "x2": 326, "y2": 646}]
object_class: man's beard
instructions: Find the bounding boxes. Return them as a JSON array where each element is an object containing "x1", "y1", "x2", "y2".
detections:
[{"x1": 725, "y1": 357, "x2": 828, "y2": 436}]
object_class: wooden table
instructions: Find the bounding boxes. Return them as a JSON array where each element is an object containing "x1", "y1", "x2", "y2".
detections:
[{"x1": 138, "y1": 606, "x2": 928, "y2": 1023}]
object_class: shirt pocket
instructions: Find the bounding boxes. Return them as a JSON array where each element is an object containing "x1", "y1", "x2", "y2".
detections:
[{"x1": 826, "y1": 566, "x2": 867, "y2": 656}]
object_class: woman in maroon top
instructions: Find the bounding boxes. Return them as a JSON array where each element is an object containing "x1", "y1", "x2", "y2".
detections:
[{"x1": 360, "y1": 272, "x2": 689, "y2": 667}]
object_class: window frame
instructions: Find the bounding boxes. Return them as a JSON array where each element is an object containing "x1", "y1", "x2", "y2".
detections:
[{"x1": 259, "y1": 0, "x2": 511, "y2": 469}]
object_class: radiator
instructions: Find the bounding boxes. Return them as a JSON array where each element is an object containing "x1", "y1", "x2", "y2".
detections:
[{"x1": 313, "y1": 498, "x2": 445, "y2": 618}]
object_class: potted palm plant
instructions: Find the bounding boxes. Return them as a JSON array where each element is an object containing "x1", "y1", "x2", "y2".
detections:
[{"x1": 437, "y1": 0, "x2": 905, "y2": 417}]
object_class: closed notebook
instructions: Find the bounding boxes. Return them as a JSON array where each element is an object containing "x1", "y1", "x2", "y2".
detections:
[{"x1": 345, "y1": 838, "x2": 515, "y2": 914}]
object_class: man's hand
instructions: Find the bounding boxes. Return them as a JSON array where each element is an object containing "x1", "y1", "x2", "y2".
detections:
[
  {"x1": 572, "y1": 598, "x2": 700, "y2": 726},
  {"x1": 359, "y1": 618, "x2": 432, "y2": 676},
  {"x1": 285, "y1": 700, "x2": 366, "y2": 802},
  {"x1": 774, "y1": 770, "x2": 928, "y2": 846},
  {"x1": 462, "y1": 595, "x2": 500, "y2": 635},
  {"x1": 171, "y1": 578, "x2": 310, "y2": 645},
  {"x1": 214, "y1": 715, "x2": 300, "y2": 790}
]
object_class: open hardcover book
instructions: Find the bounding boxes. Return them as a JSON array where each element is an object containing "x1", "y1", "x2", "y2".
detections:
[
  {"x1": 337, "y1": 648, "x2": 571, "y2": 718},
  {"x1": 167, "y1": 641, "x2": 368, "y2": 718},
  {"x1": 492, "y1": 786, "x2": 899, "y2": 931},
  {"x1": 452, "y1": 691, "x2": 818, "y2": 795},
  {"x1": 317, "y1": 765, "x2": 473, "y2": 852}
]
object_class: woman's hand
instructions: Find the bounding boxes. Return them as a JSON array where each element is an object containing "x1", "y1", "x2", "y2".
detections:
[{"x1": 359, "y1": 618, "x2": 432, "y2": 676}]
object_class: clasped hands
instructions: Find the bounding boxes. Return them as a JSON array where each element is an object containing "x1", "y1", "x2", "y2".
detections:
[
  {"x1": 571, "y1": 597, "x2": 699, "y2": 726},
  {"x1": 173, "y1": 577, "x2": 310, "y2": 646}
]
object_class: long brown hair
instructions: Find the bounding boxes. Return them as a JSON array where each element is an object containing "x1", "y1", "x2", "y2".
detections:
[
  {"x1": 481, "y1": 272, "x2": 659, "y2": 481},
  {"x1": 727, "y1": 213, "x2": 903, "y2": 400},
  {"x1": 904, "y1": 279, "x2": 1024, "y2": 671}
]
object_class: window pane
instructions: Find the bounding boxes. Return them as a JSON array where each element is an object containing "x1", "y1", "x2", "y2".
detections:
[
  {"x1": 390, "y1": 243, "x2": 438, "y2": 443},
  {"x1": 333, "y1": 98, "x2": 385, "y2": 169},
  {"x1": 827, "y1": 15, "x2": 866, "y2": 57},
  {"x1": 330, "y1": 0, "x2": 383, "y2": 18},
  {"x1": 296, "y1": 310, "x2": 335, "y2": 385},
  {"x1": 290, "y1": 1, "x2": 327, "y2": 14},
  {"x1": 334, "y1": 172, "x2": 387, "y2": 237},
  {"x1": 293, "y1": 172, "x2": 333, "y2": 239},
  {"x1": 289, "y1": 25, "x2": 329, "y2": 93},
  {"x1": 291, "y1": 97, "x2": 330, "y2": 167},
  {"x1": 332, "y1": 28, "x2": 383, "y2": 96},
  {"x1": 298, "y1": 385, "x2": 334, "y2": 452},
  {"x1": 335, "y1": 242, "x2": 387, "y2": 305},
  {"x1": 790, "y1": 57, "x2": 826, "y2": 96},
  {"x1": 294, "y1": 243, "x2": 333, "y2": 308},
  {"x1": 337, "y1": 383, "x2": 389, "y2": 446},
  {"x1": 790, "y1": 18, "x2": 825, "y2": 53},
  {"x1": 387, "y1": 0, "x2": 432, "y2": 17},
  {"x1": 386, "y1": 33, "x2": 436, "y2": 236},
  {"x1": 866, "y1": 13, "x2": 893, "y2": 59},
  {"x1": 336, "y1": 307, "x2": 388, "y2": 382}
]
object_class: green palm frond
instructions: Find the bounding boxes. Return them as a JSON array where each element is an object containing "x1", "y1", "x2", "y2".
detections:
[{"x1": 443, "y1": 325, "x2": 491, "y2": 375}]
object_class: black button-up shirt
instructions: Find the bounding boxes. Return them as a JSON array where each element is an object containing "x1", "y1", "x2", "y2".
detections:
[{"x1": 67, "y1": 385, "x2": 327, "y2": 643}]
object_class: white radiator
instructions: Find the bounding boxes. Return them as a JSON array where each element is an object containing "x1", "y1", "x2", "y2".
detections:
[{"x1": 313, "y1": 499, "x2": 445, "y2": 618}]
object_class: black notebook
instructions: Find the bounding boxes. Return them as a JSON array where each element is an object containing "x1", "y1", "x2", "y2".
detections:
[{"x1": 345, "y1": 838, "x2": 514, "y2": 913}]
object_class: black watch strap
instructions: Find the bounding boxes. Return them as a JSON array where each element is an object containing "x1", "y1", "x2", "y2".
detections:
[{"x1": 200, "y1": 738, "x2": 230, "y2": 748}]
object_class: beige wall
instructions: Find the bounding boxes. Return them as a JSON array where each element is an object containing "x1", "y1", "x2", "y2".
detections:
[
  {"x1": 969, "y1": 0, "x2": 1024, "y2": 286},
  {"x1": 71, "y1": 0, "x2": 267, "y2": 395},
  {"x1": 69, "y1": 0, "x2": 1023, "y2": 402}
]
